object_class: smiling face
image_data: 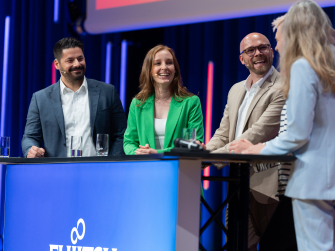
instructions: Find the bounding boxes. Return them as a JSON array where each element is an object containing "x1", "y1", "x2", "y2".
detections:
[
  {"x1": 151, "y1": 49, "x2": 175, "y2": 86},
  {"x1": 54, "y1": 47, "x2": 86, "y2": 83},
  {"x1": 239, "y1": 33, "x2": 274, "y2": 76}
]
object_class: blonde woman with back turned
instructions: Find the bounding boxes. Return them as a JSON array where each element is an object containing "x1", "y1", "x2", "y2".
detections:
[{"x1": 244, "y1": 1, "x2": 335, "y2": 250}]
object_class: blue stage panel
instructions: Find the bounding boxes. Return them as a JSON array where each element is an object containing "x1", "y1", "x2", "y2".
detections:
[{"x1": 4, "y1": 160, "x2": 179, "y2": 250}]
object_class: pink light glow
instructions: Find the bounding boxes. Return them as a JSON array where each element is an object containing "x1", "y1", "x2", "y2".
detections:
[
  {"x1": 96, "y1": 0, "x2": 163, "y2": 10},
  {"x1": 203, "y1": 61, "x2": 214, "y2": 190},
  {"x1": 52, "y1": 61, "x2": 56, "y2": 85}
]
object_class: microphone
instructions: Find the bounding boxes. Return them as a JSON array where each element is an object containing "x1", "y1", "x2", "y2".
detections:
[
  {"x1": 61, "y1": 71, "x2": 66, "y2": 74},
  {"x1": 174, "y1": 138, "x2": 203, "y2": 150},
  {"x1": 154, "y1": 74, "x2": 158, "y2": 76}
]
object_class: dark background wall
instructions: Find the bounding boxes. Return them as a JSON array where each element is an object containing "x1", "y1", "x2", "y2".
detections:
[{"x1": 1, "y1": 0, "x2": 335, "y2": 249}]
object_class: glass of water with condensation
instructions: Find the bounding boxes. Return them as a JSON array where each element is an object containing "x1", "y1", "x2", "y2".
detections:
[
  {"x1": 70, "y1": 136, "x2": 82, "y2": 157},
  {"x1": 96, "y1": 134, "x2": 109, "y2": 156},
  {"x1": 182, "y1": 128, "x2": 196, "y2": 142}
]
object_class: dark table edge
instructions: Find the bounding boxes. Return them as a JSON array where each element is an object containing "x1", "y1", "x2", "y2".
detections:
[
  {"x1": 0, "y1": 154, "x2": 167, "y2": 164},
  {"x1": 164, "y1": 151, "x2": 296, "y2": 163},
  {"x1": 0, "y1": 151, "x2": 295, "y2": 165}
]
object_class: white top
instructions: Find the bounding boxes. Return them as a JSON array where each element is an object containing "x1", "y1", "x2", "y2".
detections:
[
  {"x1": 60, "y1": 77, "x2": 96, "y2": 157},
  {"x1": 234, "y1": 66, "x2": 274, "y2": 139},
  {"x1": 154, "y1": 118, "x2": 167, "y2": 150}
]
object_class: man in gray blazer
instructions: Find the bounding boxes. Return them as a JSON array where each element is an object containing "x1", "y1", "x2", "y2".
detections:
[
  {"x1": 22, "y1": 37, "x2": 127, "y2": 158},
  {"x1": 200, "y1": 33, "x2": 285, "y2": 250}
]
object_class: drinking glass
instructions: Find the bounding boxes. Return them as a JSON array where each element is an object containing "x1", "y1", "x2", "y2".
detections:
[
  {"x1": 96, "y1": 134, "x2": 109, "y2": 156},
  {"x1": 0, "y1": 137, "x2": 10, "y2": 158},
  {"x1": 182, "y1": 128, "x2": 196, "y2": 142},
  {"x1": 70, "y1": 136, "x2": 82, "y2": 157}
]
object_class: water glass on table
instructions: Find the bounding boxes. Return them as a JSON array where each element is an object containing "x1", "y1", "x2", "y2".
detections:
[
  {"x1": 70, "y1": 136, "x2": 82, "y2": 157},
  {"x1": 182, "y1": 128, "x2": 196, "y2": 142},
  {"x1": 0, "y1": 137, "x2": 10, "y2": 158},
  {"x1": 96, "y1": 134, "x2": 109, "y2": 156}
]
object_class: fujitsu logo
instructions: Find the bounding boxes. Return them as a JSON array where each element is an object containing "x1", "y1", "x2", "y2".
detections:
[{"x1": 49, "y1": 218, "x2": 117, "y2": 251}]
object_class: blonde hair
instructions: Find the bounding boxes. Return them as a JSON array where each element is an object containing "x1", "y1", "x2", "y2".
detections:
[
  {"x1": 280, "y1": 0, "x2": 335, "y2": 98},
  {"x1": 272, "y1": 15, "x2": 286, "y2": 32}
]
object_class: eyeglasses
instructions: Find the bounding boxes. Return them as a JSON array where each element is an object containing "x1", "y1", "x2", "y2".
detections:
[{"x1": 241, "y1": 44, "x2": 271, "y2": 56}]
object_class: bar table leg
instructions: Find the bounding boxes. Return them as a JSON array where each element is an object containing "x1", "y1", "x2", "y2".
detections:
[
  {"x1": 238, "y1": 163, "x2": 250, "y2": 251},
  {"x1": 227, "y1": 163, "x2": 250, "y2": 251}
]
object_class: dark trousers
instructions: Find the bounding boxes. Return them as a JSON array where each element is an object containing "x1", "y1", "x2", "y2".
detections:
[
  {"x1": 248, "y1": 192, "x2": 278, "y2": 251},
  {"x1": 259, "y1": 195, "x2": 298, "y2": 251}
]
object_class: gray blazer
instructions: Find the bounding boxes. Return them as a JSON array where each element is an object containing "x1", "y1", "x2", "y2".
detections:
[
  {"x1": 262, "y1": 58, "x2": 335, "y2": 200},
  {"x1": 21, "y1": 78, "x2": 127, "y2": 157}
]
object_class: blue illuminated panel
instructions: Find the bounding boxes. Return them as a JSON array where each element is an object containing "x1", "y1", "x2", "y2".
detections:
[
  {"x1": 120, "y1": 40, "x2": 127, "y2": 108},
  {"x1": 4, "y1": 160, "x2": 179, "y2": 250},
  {"x1": 1, "y1": 16, "x2": 10, "y2": 137},
  {"x1": 105, "y1": 42, "x2": 112, "y2": 84},
  {"x1": 53, "y1": 0, "x2": 59, "y2": 23}
]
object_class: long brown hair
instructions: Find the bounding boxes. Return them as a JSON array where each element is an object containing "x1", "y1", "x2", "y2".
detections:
[
  {"x1": 280, "y1": 0, "x2": 335, "y2": 98},
  {"x1": 135, "y1": 45, "x2": 193, "y2": 106}
]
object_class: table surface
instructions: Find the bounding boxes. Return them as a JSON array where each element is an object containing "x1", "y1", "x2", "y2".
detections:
[
  {"x1": 0, "y1": 150, "x2": 296, "y2": 164},
  {"x1": 1, "y1": 149, "x2": 295, "y2": 251}
]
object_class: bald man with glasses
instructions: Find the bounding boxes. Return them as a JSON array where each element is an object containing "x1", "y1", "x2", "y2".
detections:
[{"x1": 199, "y1": 33, "x2": 285, "y2": 250}]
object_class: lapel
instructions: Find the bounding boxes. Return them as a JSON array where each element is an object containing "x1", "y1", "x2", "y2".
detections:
[
  {"x1": 242, "y1": 68, "x2": 279, "y2": 131},
  {"x1": 164, "y1": 97, "x2": 184, "y2": 148},
  {"x1": 142, "y1": 95, "x2": 156, "y2": 148},
  {"x1": 229, "y1": 84, "x2": 246, "y2": 141},
  {"x1": 48, "y1": 81, "x2": 66, "y2": 143},
  {"x1": 87, "y1": 78, "x2": 100, "y2": 136}
]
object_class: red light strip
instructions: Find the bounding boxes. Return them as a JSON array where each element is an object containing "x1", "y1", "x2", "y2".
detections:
[
  {"x1": 204, "y1": 61, "x2": 214, "y2": 190},
  {"x1": 52, "y1": 61, "x2": 56, "y2": 85}
]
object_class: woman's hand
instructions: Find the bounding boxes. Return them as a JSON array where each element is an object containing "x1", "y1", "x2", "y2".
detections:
[
  {"x1": 242, "y1": 143, "x2": 265, "y2": 154},
  {"x1": 229, "y1": 139, "x2": 253, "y2": 153},
  {"x1": 139, "y1": 144, "x2": 149, "y2": 149},
  {"x1": 135, "y1": 144, "x2": 158, "y2": 155}
]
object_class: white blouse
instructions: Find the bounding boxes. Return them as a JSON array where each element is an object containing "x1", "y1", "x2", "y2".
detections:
[{"x1": 154, "y1": 118, "x2": 167, "y2": 150}]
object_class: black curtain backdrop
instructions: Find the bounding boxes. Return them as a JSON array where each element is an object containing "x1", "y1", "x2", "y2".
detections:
[{"x1": 1, "y1": 0, "x2": 335, "y2": 249}]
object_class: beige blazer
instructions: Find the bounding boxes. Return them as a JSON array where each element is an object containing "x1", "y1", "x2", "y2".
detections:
[{"x1": 206, "y1": 68, "x2": 285, "y2": 203}]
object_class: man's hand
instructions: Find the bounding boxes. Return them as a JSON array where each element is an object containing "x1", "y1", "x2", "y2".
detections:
[
  {"x1": 242, "y1": 143, "x2": 265, "y2": 154},
  {"x1": 195, "y1": 140, "x2": 206, "y2": 150},
  {"x1": 27, "y1": 146, "x2": 45, "y2": 158},
  {"x1": 229, "y1": 139, "x2": 253, "y2": 153}
]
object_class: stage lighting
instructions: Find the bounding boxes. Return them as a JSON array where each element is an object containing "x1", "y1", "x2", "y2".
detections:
[{"x1": 66, "y1": 1, "x2": 86, "y2": 36}]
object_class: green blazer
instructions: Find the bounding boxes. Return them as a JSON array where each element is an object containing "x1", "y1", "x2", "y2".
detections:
[{"x1": 123, "y1": 95, "x2": 204, "y2": 155}]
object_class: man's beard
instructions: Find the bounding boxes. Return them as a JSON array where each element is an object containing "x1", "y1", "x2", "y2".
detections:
[
  {"x1": 67, "y1": 66, "x2": 86, "y2": 82},
  {"x1": 246, "y1": 56, "x2": 273, "y2": 75}
]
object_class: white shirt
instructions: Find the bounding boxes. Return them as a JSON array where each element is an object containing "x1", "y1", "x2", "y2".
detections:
[
  {"x1": 234, "y1": 66, "x2": 273, "y2": 139},
  {"x1": 60, "y1": 77, "x2": 96, "y2": 157},
  {"x1": 154, "y1": 118, "x2": 166, "y2": 150}
]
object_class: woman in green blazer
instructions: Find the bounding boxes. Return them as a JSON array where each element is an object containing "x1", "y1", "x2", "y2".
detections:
[{"x1": 123, "y1": 45, "x2": 204, "y2": 155}]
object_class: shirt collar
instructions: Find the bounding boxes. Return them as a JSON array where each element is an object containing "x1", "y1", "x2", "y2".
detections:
[
  {"x1": 244, "y1": 66, "x2": 274, "y2": 92},
  {"x1": 60, "y1": 76, "x2": 87, "y2": 95}
]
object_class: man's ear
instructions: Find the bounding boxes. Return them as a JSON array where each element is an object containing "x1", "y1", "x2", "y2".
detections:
[
  {"x1": 54, "y1": 59, "x2": 60, "y2": 70},
  {"x1": 240, "y1": 54, "x2": 245, "y2": 65}
]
